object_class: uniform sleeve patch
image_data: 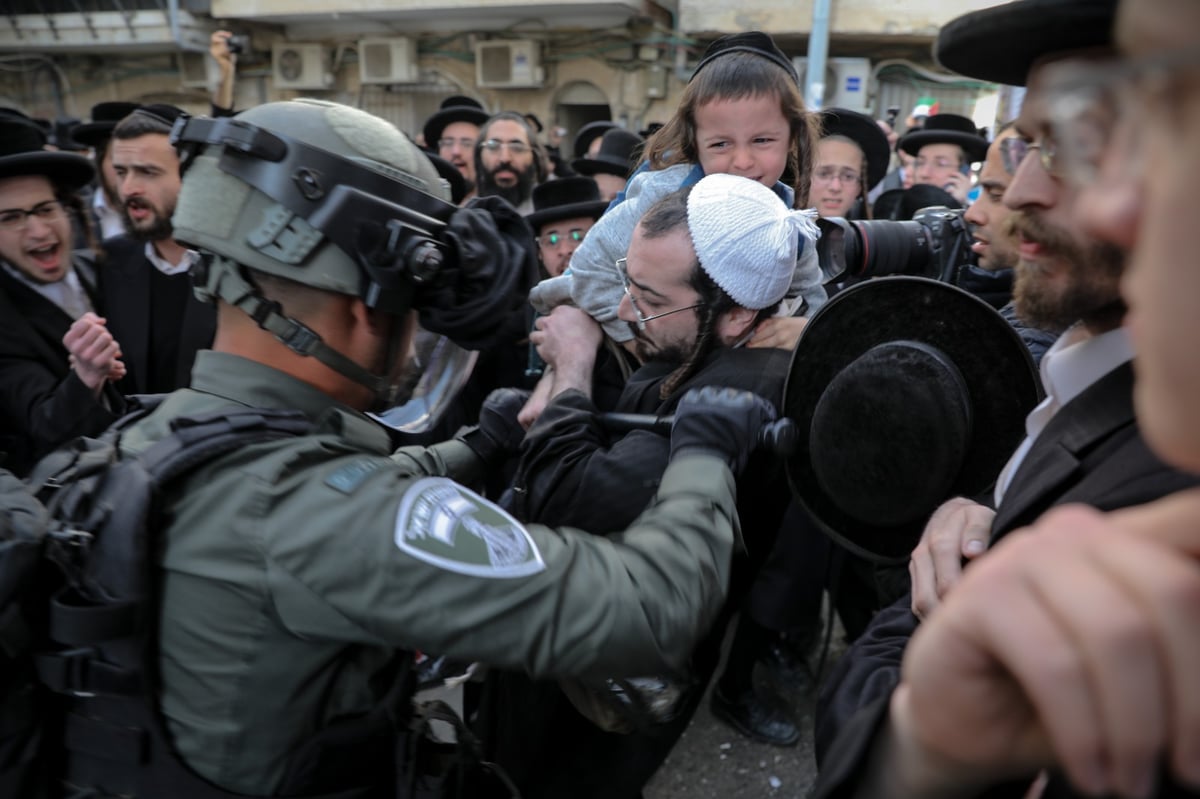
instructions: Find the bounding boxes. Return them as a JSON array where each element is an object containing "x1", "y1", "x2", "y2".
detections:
[
  {"x1": 324, "y1": 458, "x2": 386, "y2": 494},
  {"x1": 394, "y1": 477, "x2": 546, "y2": 578}
]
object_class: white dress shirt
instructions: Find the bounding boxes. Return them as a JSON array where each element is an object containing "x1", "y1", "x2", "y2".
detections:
[{"x1": 994, "y1": 324, "x2": 1135, "y2": 505}]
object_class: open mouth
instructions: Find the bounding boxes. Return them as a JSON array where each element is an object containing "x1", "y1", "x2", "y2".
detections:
[
  {"x1": 125, "y1": 198, "x2": 152, "y2": 221},
  {"x1": 26, "y1": 242, "x2": 62, "y2": 272}
]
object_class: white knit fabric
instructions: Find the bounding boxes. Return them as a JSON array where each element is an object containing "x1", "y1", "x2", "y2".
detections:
[{"x1": 686, "y1": 174, "x2": 820, "y2": 310}]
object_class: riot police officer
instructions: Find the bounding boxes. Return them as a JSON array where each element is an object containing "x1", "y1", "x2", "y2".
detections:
[{"x1": 103, "y1": 99, "x2": 774, "y2": 796}]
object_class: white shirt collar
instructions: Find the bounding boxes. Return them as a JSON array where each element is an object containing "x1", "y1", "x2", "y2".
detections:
[
  {"x1": 1, "y1": 259, "x2": 94, "y2": 320},
  {"x1": 1039, "y1": 323, "x2": 1134, "y2": 412},
  {"x1": 994, "y1": 324, "x2": 1134, "y2": 504},
  {"x1": 91, "y1": 189, "x2": 128, "y2": 241},
  {"x1": 144, "y1": 241, "x2": 201, "y2": 276}
]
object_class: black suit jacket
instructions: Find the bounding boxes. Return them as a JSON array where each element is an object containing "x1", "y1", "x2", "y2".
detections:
[
  {"x1": 99, "y1": 236, "x2": 215, "y2": 396},
  {"x1": 812, "y1": 361, "x2": 1200, "y2": 798},
  {"x1": 0, "y1": 257, "x2": 124, "y2": 476}
]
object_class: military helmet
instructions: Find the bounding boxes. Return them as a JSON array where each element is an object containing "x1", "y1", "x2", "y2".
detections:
[{"x1": 172, "y1": 99, "x2": 454, "y2": 309}]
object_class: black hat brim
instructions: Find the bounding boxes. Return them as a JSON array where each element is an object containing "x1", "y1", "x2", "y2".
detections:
[
  {"x1": 526, "y1": 199, "x2": 610, "y2": 230},
  {"x1": 821, "y1": 108, "x2": 891, "y2": 190},
  {"x1": 936, "y1": 0, "x2": 1118, "y2": 87},
  {"x1": 571, "y1": 155, "x2": 633, "y2": 178},
  {"x1": 71, "y1": 121, "x2": 118, "y2": 148},
  {"x1": 571, "y1": 121, "x2": 618, "y2": 160},
  {"x1": 782, "y1": 277, "x2": 1040, "y2": 563},
  {"x1": 899, "y1": 129, "x2": 988, "y2": 163},
  {"x1": 422, "y1": 107, "x2": 489, "y2": 151},
  {"x1": 0, "y1": 151, "x2": 95, "y2": 192}
]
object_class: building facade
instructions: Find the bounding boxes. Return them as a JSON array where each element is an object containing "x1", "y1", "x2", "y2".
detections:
[{"x1": 1, "y1": 0, "x2": 1005, "y2": 152}]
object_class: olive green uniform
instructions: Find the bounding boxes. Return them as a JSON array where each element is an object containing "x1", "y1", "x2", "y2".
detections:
[{"x1": 121, "y1": 351, "x2": 739, "y2": 794}]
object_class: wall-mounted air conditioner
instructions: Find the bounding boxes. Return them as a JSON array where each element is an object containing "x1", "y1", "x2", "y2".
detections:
[
  {"x1": 792, "y1": 57, "x2": 872, "y2": 112},
  {"x1": 359, "y1": 37, "x2": 419, "y2": 84},
  {"x1": 272, "y1": 43, "x2": 333, "y2": 91},
  {"x1": 475, "y1": 40, "x2": 543, "y2": 89}
]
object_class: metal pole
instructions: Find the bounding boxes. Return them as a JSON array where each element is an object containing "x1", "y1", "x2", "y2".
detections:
[{"x1": 805, "y1": 0, "x2": 832, "y2": 110}]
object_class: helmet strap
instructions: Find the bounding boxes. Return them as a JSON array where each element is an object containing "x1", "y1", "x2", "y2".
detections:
[{"x1": 199, "y1": 256, "x2": 394, "y2": 402}]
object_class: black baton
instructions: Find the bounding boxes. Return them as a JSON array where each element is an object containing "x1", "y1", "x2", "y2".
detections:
[{"x1": 596, "y1": 413, "x2": 799, "y2": 457}]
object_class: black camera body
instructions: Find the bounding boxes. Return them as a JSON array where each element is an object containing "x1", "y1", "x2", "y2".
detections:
[
  {"x1": 815, "y1": 206, "x2": 973, "y2": 287},
  {"x1": 225, "y1": 34, "x2": 249, "y2": 55}
]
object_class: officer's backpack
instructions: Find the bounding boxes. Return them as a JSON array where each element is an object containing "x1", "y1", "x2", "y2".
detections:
[{"x1": 0, "y1": 400, "x2": 517, "y2": 799}]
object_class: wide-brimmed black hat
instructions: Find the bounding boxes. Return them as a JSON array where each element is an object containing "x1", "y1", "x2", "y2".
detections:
[
  {"x1": 422, "y1": 95, "x2": 489, "y2": 151},
  {"x1": 873, "y1": 184, "x2": 962, "y2": 220},
  {"x1": 936, "y1": 0, "x2": 1118, "y2": 88},
  {"x1": 820, "y1": 107, "x2": 891, "y2": 190},
  {"x1": 49, "y1": 118, "x2": 87, "y2": 152},
  {"x1": 571, "y1": 128, "x2": 643, "y2": 178},
  {"x1": 782, "y1": 277, "x2": 1040, "y2": 562},
  {"x1": 571, "y1": 120, "x2": 618, "y2": 160},
  {"x1": 0, "y1": 117, "x2": 95, "y2": 190},
  {"x1": 71, "y1": 101, "x2": 142, "y2": 147},
  {"x1": 525, "y1": 176, "x2": 609, "y2": 230},
  {"x1": 898, "y1": 113, "x2": 988, "y2": 163}
]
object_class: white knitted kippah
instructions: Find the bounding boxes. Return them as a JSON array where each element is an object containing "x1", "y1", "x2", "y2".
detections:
[{"x1": 686, "y1": 173, "x2": 820, "y2": 310}]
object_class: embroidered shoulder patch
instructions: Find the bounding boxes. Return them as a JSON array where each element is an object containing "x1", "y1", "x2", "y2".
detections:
[{"x1": 394, "y1": 477, "x2": 546, "y2": 578}]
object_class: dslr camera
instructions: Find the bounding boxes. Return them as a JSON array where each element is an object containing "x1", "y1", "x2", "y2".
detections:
[
  {"x1": 225, "y1": 34, "x2": 249, "y2": 55},
  {"x1": 815, "y1": 206, "x2": 973, "y2": 287}
]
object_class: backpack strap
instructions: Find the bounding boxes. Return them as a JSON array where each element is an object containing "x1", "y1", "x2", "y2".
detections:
[{"x1": 32, "y1": 406, "x2": 392, "y2": 799}]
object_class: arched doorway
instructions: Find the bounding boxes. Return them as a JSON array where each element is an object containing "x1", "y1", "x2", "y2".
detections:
[{"x1": 552, "y1": 81, "x2": 611, "y2": 157}]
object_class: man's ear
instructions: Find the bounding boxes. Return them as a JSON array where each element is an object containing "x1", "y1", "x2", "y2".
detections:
[{"x1": 716, "y1": 305, "x2": 758, "y2": 344}]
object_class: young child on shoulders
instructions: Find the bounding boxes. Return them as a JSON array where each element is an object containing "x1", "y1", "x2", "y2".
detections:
[{"x1": 529, "y1": 31, "x2": 826, "y2": 348}]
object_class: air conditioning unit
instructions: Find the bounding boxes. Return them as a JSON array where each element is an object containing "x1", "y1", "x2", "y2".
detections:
[
  {"x1": 475, "y1": 40, "x2": 543, "y2": 89},
  {"x1": 359, "y1": 37, "x2": 419, "y2": 84},
  {"x1": 792, "y1": 57, "x2": 872, "y2": 112},
  {"x1": 178, "y1": 50, "x2": 213, "y2": 89},
  {"x1": 272, "y1": 43, "x2": 333, "y2": 91}
]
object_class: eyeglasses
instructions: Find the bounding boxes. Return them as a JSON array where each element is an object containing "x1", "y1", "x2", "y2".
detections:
[
  {"x1": 813, "y1": 166, "x2": 861, "y2": 186},
  {"x1": 480, "y1": 138, "x2": 530, "y2": 155},
  {"x1": 437, "y1": 136, "x2": 476, "y2": 150},
  {"x1": 537, "y1": 228, "x2": 586, "y2": 248},
  {"x1": 0, "y1": 199, "x2": 66, "y2": 232},
  {"x1": 615, "y1": 257, "x2": 703, "y2": 330},
  {"x1": 1038, "y1": 45, "x2": 1200, "y2": 186},
  {"x1": 999, "y1": 135, "x2": 1061, "y2": 177}
]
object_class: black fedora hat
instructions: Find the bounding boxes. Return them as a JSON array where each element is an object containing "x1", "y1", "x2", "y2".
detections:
[
  {"x1": 571, "y1": 120, "x2": 618, "y2": 160},
  {"x1": 525, "y1": 176, "x2": 609, "y2": 230},
  {"x1": 0, "y1": 117, "x2": 95, "y2": 191},
  {"x1": 820, "y1": 107, "x2": 891, "y2": 190},
  {"x1": 782, "y1": 277, "x2": 1040, "y2": 563},
  {"x1": 571, "y1": 128, "x2": 643, "y2": 178},
  {"x1": 937, "y1": 0, "x2": 1117, "y2": 88},
  {"x1": 71, "y1": 101, "x2": 142, "y2": 148},
  {"x1": 422, "y1": 95, "x2": 489, "y2": 152},
  {"x1": 50, "y1": 118, "x2": 88, "y2": 152},
  {"x1": 898, "y1": 113, "x2": 988, "y2": 163},
  {"x1": 872, "y1": 184, "x2": 961, "y2": 220}
]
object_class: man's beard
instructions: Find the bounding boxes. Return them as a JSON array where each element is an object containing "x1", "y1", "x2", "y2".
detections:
[
  {"x1": 477, "y1": 160, "x2": 536, "y2": 207},
  {"x1": 627, "y1": 318, "x2": 705, "y2": 368},
  {"x1": 123, "y1": 197, "x2": 175, "y2": 243},
  {"x1": 1007, "y1": 210, "x2": 1125, "y2": 332}
]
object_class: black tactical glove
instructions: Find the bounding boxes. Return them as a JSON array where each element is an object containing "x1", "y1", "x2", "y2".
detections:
[
  {"x1": 669, "y1": 386, "x2": 777, "y2": 475},
  {"x1": 458, "y1": 388, "x2": 531, "y2": 466},
  {"x1": 419, "y1": 196, "x2": 539, "y2": 351}
]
